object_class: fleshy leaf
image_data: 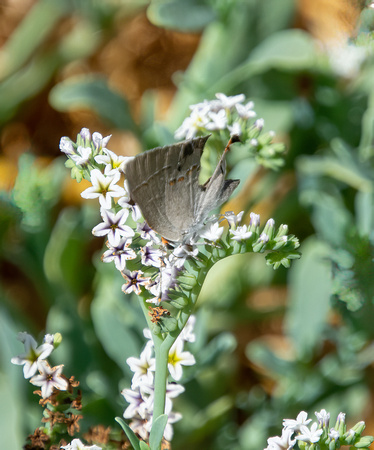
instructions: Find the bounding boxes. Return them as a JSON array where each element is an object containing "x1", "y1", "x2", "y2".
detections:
[
  {"x1": 115, "y1": 417, "x2": 141, "y2": 450},
  {"x1": 49, "y1": 75, "x2": 137, "y2": 132},
  {"x1": 149, "y1": 414, "x2": 168, "y2": 450}
]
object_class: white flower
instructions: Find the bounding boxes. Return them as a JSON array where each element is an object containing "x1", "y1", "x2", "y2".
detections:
[
  {"x1": 174, "y1": 104, "x2": 211, "y2": 139},
  {"x1": 59, "y1": 137, "x2": 75, "y2": 155},
  {"x1": 121, "y1": 270, "x2": 148, "y2": 295},
  {"x1": 223, "y1": 211, "x2": 244, "y2": 229},
  {"x1": 283, "y1": 411, "x2": 312, "y2": 432},
  {"x1": 122, "y1": 386, "x2": 149, "y2": 420},
  {"x1": 229, "y1": 225, "x2": 252, "y2": 242},
  {"x1": 127, "y1": 345, "x2": 155, "y2": 388},
  {"x1": 315, "y1": 409, "x2": 330, "y2": 427},
  {"x1": 43, "y1": 334, "x2": 55, "y2": 345},
  {"x1": 71, "y1": 146, "x2": 92, "y2": 166},
  {"x1": 141, "y1": 380, "x2": 185, "y2": 416},
  {"x1": 170, "y1": 244, "x2": 199, "y2": 269},
  {"x1": 135, "y1": 221, "x2": 161, "y2": 243},
  {"x1": 102, "y1": 238, "x2": 136, "y2": 271},
  {"x1": 30, "y1": 360, "x2": 68, "y2": 398},
  {"x1": 79, "y1": 127, "x2": 91, "y2": 143},
  {"x1": 11, "y1": 332, "x2": 54, "y2": 379},
  {"x1": 205, "y1": 109, "x2": 228, "y2": 131},
  {"x1": 81, "y1": 169, "x2": 126, "y2": 209},
  {"x1": 254, "y1": 118, "x2": 265, "y2": 131},
  {"x1": 328, "y1": 428, "x2": 340, "y2": 441},
  {"x1": 228, "y1": 121, "x2": 242, "y2": 136},
  {"x1": 235, "y1": 101, "x2": 256, "y2": 119},
  {"x1": 295, "y1": 423, "x2": 323, "y2": 444},
  {"x1": 118, "y1": 190, "x2": 143, "y2": 223},
  {"x1": 249, "y1": 212, "x2": 260, "y2": 228},
  {"x1": 265, "y1": 427, "x2": 296, "y2": 450},
  {"x1": 95, "y1": 148, "x2": 133, "y2": 174},
  {"x1": 92, "y1": 131, "x2": 111, "y2": 151},
  {"x1": 190, "y1": 99, "x2": 221, "y2": 113},
  {"x1": 145, "y1": 262, "x2": 180, "y2": 304},
  {"x1": 168, "y1": 339, "x2": 195, "y2": 381},
  {"x1": 61, "y1": 438, "x2": 102, "y2": 450},
  {"x1": 215, "y1": 93, "x2": 245, "y2": 109},
  {"x1": 129, "y1": 417, "x2": 150, "y2": 441},
  {"x1": 92, "y1": 208, "x2": 134, "y2": 247},
  {"x1": 200, "y1": 221, "x2": 224, "y2": 242},
  {"x1": 141, "y1": 244, "x2": 163, "y2": 268}
]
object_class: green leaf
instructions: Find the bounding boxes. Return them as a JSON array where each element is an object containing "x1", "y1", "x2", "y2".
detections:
[
  {"x1": 208, "y1": 28, "x2": 316, "y2": 96},
  {"x1": 115, "y1": 417, "x2": 142, "y2": 450},
  {"x1": 49, "y1": 75, "x2": 137, "y2": 132},
  {"x1": 149, "y1": 414, "x2": 168, "y2": 450},
  {"x1": 147, "y1": 0, "x2": 216, "y2": 32},
  {"x1": 246, "y1": 29, "x2": 317, "y2": 72},
  {"x1": 285, "y1": 236, "x2": 333, "y2": 359}
]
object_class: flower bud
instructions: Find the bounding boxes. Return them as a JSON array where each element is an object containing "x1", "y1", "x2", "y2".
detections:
[
  {"x1": 253, "y1": 233, "x2": 269, "y2": 252},
  {"x1": 352, "y1": 421, "x2": 366, "y2": 434},
  {"x1": 263, "y1": 218, "x2": 275, "y2": 240},
  {"x1": 275, "y1": 224, "x2": 288, "y2": 238},
  {"x1": 335, "y1": 412, "x2": 346, "y2": 436},
  {"x1": 272, "y1": 236, "x2": 288, "y2": 250}
]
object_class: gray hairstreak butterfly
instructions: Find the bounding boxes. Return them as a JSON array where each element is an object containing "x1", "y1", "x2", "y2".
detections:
[{"x1": 125, "y1": 135, "x2": 240, "y2": 243}]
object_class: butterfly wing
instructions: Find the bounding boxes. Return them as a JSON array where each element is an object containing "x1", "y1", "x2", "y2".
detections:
[
  {"x1": 125, "y1": 136, "x2": 208, "y2": 241},
  {"x1": 194, "y1": 148, "x2": 240, "y2": 226}
]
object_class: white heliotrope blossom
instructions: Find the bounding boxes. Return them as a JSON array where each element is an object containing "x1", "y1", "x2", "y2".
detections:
[
  {"x1": 11, "y1": 332, "x2": 68, "y2": 398},
  {"x1": 122, "y1": 316, "x2": 196, "y2": 441},
  {"x1": 175, "y1": 93, "x2": 256, "y2": 139},
  {"x1": 265, "y1": 409, "x2": 371, "y2": 450}
]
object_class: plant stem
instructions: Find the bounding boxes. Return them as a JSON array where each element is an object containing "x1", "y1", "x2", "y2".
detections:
[
  {"x1": 139, "y1": 297, "x2": 178, "y2": 443},
  {"x1": 152, "y1": 335, "x2": 172, "y2": 420}
]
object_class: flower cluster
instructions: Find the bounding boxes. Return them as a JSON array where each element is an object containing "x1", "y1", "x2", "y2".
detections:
[
  {"x1": 265, "y1": 410, "x2": 374, "y2": 449},
  {"x1": 11, "y1": 332, "x2": 68, "y2": 398},
  {"x1": 11, "y1": 332, "x2": 94, "y2": 449},
  {"x1": 174, "y1": 93, "x2": 285, "y2": 170},
  {"x1": 122, "y1": 316, "x2": 196, "y2": 441},
  {"x1": 60, "y1": 123, "x2": 299, "y2": 308}
]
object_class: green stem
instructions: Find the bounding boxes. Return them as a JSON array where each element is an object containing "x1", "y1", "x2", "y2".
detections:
[
  {"x1": 152, "y1": 334, "x2": 173, "y2": 420},
  {"x1": 138, "y1": 297, "x2": 178, "y2": 446}
]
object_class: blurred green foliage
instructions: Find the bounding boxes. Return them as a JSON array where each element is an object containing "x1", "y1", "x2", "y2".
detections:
[{"x1": 1, "y1": 0, "x2": 374, "y2": 449}]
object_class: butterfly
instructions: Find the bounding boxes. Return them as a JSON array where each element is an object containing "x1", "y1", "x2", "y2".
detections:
[{"x1": 125, "y1": 135, "x2": 240, "y2": 243}]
